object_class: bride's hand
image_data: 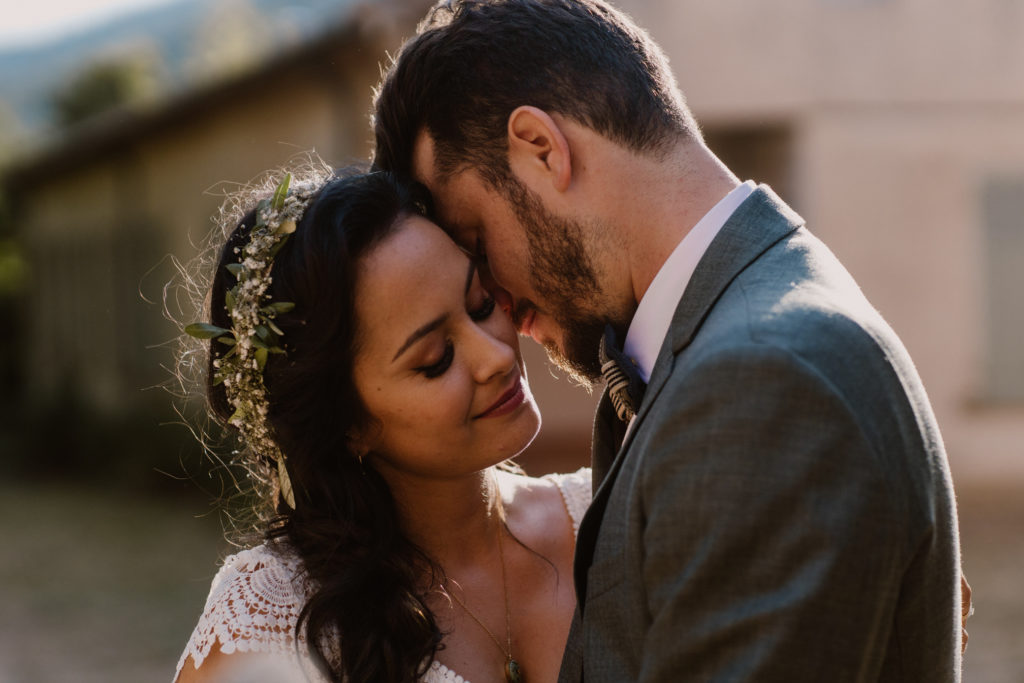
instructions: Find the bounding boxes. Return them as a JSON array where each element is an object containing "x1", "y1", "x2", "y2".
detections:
[{"x1": 961, "y1": 573, "x2": 972, "y2": 654}]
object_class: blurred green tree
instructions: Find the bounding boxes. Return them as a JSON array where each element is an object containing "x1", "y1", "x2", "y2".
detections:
[
  {"x1": 49, "y1": 47, "x2": 164, "y2": 128},
  {"x1": 0, "y1": 193, "x2": 25, "y2": 421},
  {"x1": 0, "y1": 100, "x2": 27, "y2": 166}
]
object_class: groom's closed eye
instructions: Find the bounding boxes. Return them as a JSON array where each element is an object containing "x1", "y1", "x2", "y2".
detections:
[{"x1": 474, "y1": 236, "x2": 489, "y2": 266}]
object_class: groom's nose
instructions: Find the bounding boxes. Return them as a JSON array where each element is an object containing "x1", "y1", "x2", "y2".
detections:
[
  {"x1": 492, "y1": 286, "x2": 514, "y2": 319},
  {"x1": 479, "y1": 267, "x2": 514, "y2": 318}
]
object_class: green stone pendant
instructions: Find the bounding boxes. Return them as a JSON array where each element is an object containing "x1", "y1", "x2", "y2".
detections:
[{"x1": 505, "y1": 658, "x2": 523, "y2": 683}]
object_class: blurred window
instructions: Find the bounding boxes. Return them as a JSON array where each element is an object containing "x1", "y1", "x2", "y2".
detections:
[
  {"x1": 703, "y1": 124, "x2": 797, "y2": 212},
  {"x1": 982, "y1": 176, "x2": 1024, "y2": 400}
]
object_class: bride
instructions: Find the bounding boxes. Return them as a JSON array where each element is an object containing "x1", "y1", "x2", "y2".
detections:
[{"x1": 174, "y1": 167, "x2": 590, "y2": 682}]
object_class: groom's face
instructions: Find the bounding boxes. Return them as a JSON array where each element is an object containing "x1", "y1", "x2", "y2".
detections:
[{"x1": 412, "y1": 131, "x2": 612, "y2": 384}]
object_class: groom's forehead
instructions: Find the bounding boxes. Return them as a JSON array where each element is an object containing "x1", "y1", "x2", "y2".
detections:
[
  {"x1": 411, "y1": 128, "x2": 437, "y2": 187},
  {"x1": 411, "y1": 130, "x2": 476, "y2": 245}
]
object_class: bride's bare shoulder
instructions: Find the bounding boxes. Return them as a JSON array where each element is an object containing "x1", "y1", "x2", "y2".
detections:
[
  {"x1": 496, "y1": 467, "x2": 590, "y2": 532},
  {"x1": 496, "y1": 468, "x2": 557, "y2": 503}
]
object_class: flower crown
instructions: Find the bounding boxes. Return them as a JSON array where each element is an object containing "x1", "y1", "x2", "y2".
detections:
[{"x1": 185, "y1": 174, "x2": 317, "y2": 509}]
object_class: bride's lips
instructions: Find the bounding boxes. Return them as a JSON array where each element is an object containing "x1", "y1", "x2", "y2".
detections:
[{"x1": 475, "y1": 376, "x2": 526, "y2": 419}]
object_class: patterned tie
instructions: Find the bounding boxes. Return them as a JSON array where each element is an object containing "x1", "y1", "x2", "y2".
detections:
[{"x1": 599, "y1": 325, "x2": 646, "y2": 423}]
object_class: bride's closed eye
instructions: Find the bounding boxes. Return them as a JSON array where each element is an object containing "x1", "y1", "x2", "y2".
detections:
[
  {"x1": 418, "y1": 342, "x2": 454, "y2": 378},
  {"x1": 415, "y1": 294, "x2": 497, "y2": 379}
]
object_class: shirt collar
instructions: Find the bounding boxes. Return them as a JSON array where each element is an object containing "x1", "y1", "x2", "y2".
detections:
[{"x1": 623, "y1": 180, "x2": 756, "y2": 382}]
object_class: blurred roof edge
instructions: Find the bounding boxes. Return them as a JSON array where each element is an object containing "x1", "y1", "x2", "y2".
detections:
[{"x1": 2, "y1": 0, "x2": 417, "y2": 196}]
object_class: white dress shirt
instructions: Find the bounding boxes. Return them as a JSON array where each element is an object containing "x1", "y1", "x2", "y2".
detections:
[{"x1": 623, "y1": 180, "x2": 756, "y2": 383}]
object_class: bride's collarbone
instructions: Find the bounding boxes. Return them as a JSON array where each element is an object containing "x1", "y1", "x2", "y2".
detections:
[{"x1": 430, "y1": 475, "x2": 575, "y2": 681}]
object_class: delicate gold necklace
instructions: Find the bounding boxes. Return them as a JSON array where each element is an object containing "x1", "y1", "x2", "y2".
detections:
[{"x1": 447, "y1": 523, "x2": 523, "y2": 683}]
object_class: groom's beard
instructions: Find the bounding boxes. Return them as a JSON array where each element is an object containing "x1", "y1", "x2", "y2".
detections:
[
  {"x1": 540, "y1": 316, "x2": 608, "y2": 387},
  {"x1": 504, "y1": 178, "x2": 624, "y2": 386}
]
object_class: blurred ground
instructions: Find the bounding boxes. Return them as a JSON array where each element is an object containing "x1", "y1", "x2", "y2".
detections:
[
  {"x1": 0, "y1": 483, "x2": 224, "y2": 683},
  {"x1": 958, "y1": 483, "x2": 1024, "y2": 682},
  {"x1": 0, "y1": 479, "x2": 1018, "y2": 682}
]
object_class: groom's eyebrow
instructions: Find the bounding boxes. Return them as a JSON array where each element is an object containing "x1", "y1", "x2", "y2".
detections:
[{"x1": 392, "y1": 262, "x2": 477, "y2": 362}]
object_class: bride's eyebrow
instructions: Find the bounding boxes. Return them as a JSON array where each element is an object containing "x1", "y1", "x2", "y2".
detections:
[{"x1": 391, "y1": 261, "x2": 477, "y2": 362}]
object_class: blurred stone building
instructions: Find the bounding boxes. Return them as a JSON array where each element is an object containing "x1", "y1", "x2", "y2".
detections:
[
  {"x1": 5, "y1": 0, "x2": 1023, "y2": 483},
  {"x1": 615, "y1": 0, "x2": 1024, "y2": 486}
]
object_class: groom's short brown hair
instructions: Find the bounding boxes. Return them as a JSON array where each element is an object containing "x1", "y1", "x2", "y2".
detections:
[{"x1": 372, "y1": 0, "x2": 700, "y2": 189}]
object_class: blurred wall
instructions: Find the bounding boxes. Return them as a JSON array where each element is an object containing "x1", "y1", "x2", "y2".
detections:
[
  {"x1": 10, "y1": 18, "x2": 391, "y2": 412},
  {"x1": 617, "y1": 0, "x2": 1024, "y2": 485}
]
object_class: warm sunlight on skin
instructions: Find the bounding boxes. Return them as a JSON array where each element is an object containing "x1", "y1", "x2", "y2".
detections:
[
  {"x1": 351, "y1": 215, "x2": 541, "y2": 483},
  {"x1": 0, "y1": 0, "x2": 182, "y2": 49}
]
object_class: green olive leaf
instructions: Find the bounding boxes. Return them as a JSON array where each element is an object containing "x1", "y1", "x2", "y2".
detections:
[
  {"x1": 268, "y1": 233, "x2": 291, "y2": 259},
  {"x1": 185, "y1": 322, "x2": 231, "y2": 339},
  {"x1": 266, "y1": 318, "x2": 284, "y2": 336},
  {"x1": 228, "y1": 404, "x2": 247, "y2": 423},
  {"x1": 261, "y1": 302, "x2": 295, "y2": 315},
  {"x1": 271, "y1": 174, "x2": 292, "y2": 212},
  {"x1": 278, "y1": 457, "x2": 296, "y2": 509},
  {"x1": 254, "y1": 199, "x2": 271, "y2": 228}
]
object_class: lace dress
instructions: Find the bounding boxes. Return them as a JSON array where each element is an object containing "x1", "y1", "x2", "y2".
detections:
[{"x1": 175, "y1": 468, "x2": 592, "y2": 682}]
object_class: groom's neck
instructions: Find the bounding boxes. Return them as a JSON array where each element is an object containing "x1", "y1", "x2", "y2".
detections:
[{"x1": 612, "y1": 140, "x2": 740, "y2": 307}]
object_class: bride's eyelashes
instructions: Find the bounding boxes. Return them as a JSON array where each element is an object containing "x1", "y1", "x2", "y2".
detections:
[
  {"x1": 419, "y1": 341, "x2": 454, "y2": 378},
  {"x1": 415, "y1": 295, "x2": 497, "y2": 379}
]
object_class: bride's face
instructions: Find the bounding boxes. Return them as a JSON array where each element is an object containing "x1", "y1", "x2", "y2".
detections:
[{"x1": 351, "y1": 214, "x2": 541, "y2": 480}]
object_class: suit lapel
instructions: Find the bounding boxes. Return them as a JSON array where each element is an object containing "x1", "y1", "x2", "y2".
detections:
[
  {"x1": 572, "y1": 185, "x2": 805, "y2": 610},
  {"x1": 667, "y1": 184, "x2": 804, "y2": 353}
]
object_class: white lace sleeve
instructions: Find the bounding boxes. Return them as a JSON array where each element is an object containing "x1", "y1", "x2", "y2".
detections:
[
  {"x1": 546, "y1": 467, "x2": 593, "y2": 537},
  {"x1": 175, "y1": 545, "x2": 314, "y2": 680}
]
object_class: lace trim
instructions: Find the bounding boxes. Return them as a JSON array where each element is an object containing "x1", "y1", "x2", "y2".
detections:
[
  {"x1": 426, "y1": 659, "x2": 467, "y2": 682},
  {"x1": 544, "y1": 466, "x2": 592, "y2": 537},
  {"x1": 176, "y1": 469, "x2": 592, "y2": 682},
  {"x1": 174, "y1": 545, "x2": 317, "y2": 679}
]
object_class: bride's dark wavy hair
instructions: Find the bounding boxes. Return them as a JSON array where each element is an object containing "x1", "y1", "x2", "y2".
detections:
[{"x1": 202, "y1": 168, "x2": 440, "y2": 681}]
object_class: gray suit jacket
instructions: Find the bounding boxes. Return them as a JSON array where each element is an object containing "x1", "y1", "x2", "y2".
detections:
[{"x1": 558, "y1": 186, "x2": 961, "y2": 682}]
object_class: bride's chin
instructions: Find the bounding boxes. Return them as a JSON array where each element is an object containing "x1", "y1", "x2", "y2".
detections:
[{"x1": 507, "y1": 403, "x2": 542, "y2": 459}]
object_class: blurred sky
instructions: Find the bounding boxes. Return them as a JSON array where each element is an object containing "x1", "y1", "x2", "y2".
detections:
[{"x1": 0, "y1": 0, "x2": 185, "y2": 49}]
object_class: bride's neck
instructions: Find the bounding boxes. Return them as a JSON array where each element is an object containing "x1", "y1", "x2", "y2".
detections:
[{"x1": 381, "y1": 465, "x2": 504, "y2": 570}]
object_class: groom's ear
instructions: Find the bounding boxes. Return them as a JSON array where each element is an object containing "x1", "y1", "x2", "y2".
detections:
[{"x1": 507, "y1": 106, "x2": 572, "y2": 193}]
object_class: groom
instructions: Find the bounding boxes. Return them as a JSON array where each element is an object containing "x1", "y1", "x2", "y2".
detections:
[{"x1": 372, "y1": 0, "x2": 964, "y2": 680}]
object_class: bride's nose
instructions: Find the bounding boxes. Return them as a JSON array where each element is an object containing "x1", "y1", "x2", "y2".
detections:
[{"x1": 468, "y1": 325, "x2": 517, "y2": 385}]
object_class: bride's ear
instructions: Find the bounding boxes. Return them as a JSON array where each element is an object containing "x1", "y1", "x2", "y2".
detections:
[
  {"x1": 507, "y1": 106, "x2": 572, "y2": 193},
  {"x1": 346, "y1": 422, "x2": 378, "y2": 463}
]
